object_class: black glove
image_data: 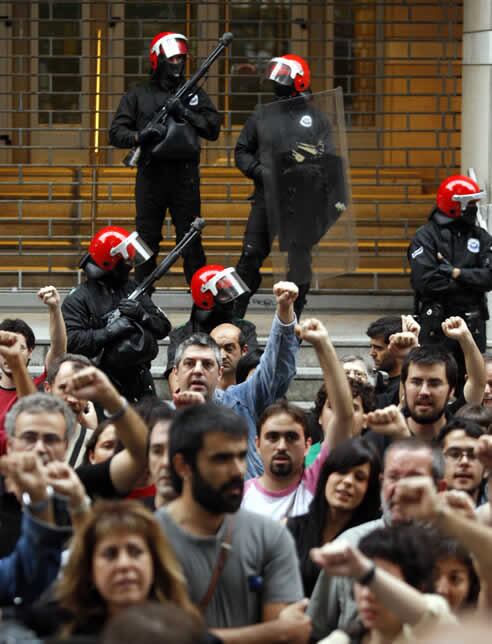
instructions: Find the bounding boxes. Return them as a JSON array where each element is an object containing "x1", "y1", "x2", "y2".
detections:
[
  {"x1": 118, "y1": 298, "x2": 147, "y2": 322},
  {"x1": 104, "y1": 315, "x2": 135, "y2": 341},
  {"x1": 166, "y1": 96, "x2": 187, "y2": 121},
  {"x1": 137, "y1": 123, "x2": 167, "y2": 145}
]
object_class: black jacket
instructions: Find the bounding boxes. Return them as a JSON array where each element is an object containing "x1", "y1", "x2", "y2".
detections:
[
  {"x1": 61, "y1": 277, "x2": 170, "y2": 359},
  {"x1": 234, "y1": 96, "x2": 334, "y2": 190},
  {"x1": 408, "y1": 209, "x2": 492, "y2": 315},
  {"x1": 109, "y1": 80, "x2": 222, "y2": 149}
]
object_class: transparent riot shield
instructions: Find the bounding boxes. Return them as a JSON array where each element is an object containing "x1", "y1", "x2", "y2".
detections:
[{"x1": 257, "y1": 87, "x2": 357, "y2": 287}]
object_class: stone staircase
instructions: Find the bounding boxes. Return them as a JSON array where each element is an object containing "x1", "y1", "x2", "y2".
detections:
[
  {"x1": 15, "y1": 290, "x2": 413, "y2": 406},
  {"x1": 0, "y1": 165, "x2": 433, "y2": 290}
]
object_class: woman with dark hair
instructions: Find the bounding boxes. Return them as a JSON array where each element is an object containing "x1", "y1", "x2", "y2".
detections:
[
  {"x1": 311, "y1": 525, "x2": 456, "y2": 643},
  {"x1": 287, "y1": 437, "x2": 381, "y2": 596},
  {"x1": 82, "y1": 419, "x2": 120, "y2": 465},
  {"x1": 434, "y1": 538, "x2": 480, "y2": 612}
]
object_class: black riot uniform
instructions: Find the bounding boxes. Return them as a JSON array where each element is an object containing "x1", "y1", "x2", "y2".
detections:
[
  {"x1": 408, "y1": 207, "x2": 492, "y2": 360},
  {"x1": 109, "y1": 54, "x2": 221, "y2": 285},
  {"x1": 62, "y1": 260, "x2": 171, "y2": 403},
  {"x1": 234, "y1": 97, "x2": 335, "y2": 319}
]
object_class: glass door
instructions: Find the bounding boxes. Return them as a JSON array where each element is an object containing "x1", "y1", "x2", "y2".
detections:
[{"x1": 30, "y1": 1, "x2": 92, "y2": 164}]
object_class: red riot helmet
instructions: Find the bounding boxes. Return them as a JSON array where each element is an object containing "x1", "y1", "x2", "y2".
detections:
[
  {"x1": 436, "y1": 175, "x2": 486, "y2": 218},
  {"x1": 191, "y1": 265, "x2": 250, "y2": 311},
  {"x1": 265, "y1": 54, "x2": 311, "y2": 94},
  {"x1": 87, "y1": 226, "x2": 153, "y2": 271},
  {"x1": 149, "y1": 32, "x2": 188, "y2": 71}
]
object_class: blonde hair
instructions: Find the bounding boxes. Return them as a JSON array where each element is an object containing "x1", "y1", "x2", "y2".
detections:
[{"x1": 57, "y1": 499, "x2": 199, "y2": 634}]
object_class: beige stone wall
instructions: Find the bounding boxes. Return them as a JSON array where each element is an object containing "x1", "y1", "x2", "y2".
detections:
[{"x1": 382, "y1": 2, "x2": 462, "y2": 185}]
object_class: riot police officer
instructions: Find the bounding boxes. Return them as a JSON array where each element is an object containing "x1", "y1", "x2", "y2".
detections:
[
  {"x1": 408, "y1": 174, "x2": 492, "y2": 380},
  {"x1": 61, "y1": 226, "x2": 171, "y2": 402},
  {"x1": 233, "y1": 54, "x2": 340, "y2": 320},
  {"x1": 109, "y1": 32, "x2": 222, "y2": 284}
]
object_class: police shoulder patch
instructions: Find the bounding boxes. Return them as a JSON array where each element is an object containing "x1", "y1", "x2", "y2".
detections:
[
  {"x1": 467, "y1": 238, "x2": 480, "y2": 253},
  {"x1": 411, "y1": 246, "x2": 424, "y2": 259}
]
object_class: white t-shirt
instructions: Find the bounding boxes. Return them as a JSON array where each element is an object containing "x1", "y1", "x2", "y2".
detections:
[{"x1": 241, "y1": 445, "x2": 329, "y2": 520}]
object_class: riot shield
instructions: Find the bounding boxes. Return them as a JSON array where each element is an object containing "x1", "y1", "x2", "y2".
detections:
[{"x1": 257, "y1": 87, "x2": 357, "y2": 287}]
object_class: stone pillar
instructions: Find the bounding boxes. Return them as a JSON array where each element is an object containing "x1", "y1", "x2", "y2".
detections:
[{"x1": 462, "y1": 0, "x2": 492, "y2": 343}]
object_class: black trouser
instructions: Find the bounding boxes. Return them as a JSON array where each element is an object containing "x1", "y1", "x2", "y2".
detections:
[
  {"x1": 135, "y1": 160, "x2": 206, "y2": 284},
  {"x1": 234, "y1": 191, "x2": 311, "y2": 319},
  {"x1": 108, "y1": 367, "x2": 156, "y2": 404}
]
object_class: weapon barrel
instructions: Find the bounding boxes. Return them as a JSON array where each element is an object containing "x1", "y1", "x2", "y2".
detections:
[{"x1": 128, "y1": 217, "x2": 206, "y2": 300}]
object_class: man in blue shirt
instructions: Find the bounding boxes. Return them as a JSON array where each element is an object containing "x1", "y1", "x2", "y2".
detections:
[{"x1": 171, "y1": 282, "x2": 300, "y2": 478}]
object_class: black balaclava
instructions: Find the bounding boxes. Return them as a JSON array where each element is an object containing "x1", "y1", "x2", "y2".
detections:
[
  {"x1": 461, "y1": 203, "x2": 478, "y2": 225},
  {"x1": 155, "y1": 53, "x2": 185, "y2": 90},
  {"x1": 83, "y1": 255, "x2": 131, "y2": 287},
  {"x1": 270, "y1": 79, "x2": 295, "y2": 99}
]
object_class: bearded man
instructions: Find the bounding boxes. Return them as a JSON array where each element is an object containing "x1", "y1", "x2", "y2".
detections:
[{"x1": 401, "y1": 345, "x2": 457, "y2": 441}]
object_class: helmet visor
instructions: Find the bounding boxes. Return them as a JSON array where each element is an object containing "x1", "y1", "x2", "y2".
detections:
[
  {"x1": 265, "y1": 60, "x2": 295, "y2": 86},
  {"x1": 110, "y1": 231, "x2": 153, "y2": 266},
  {"x1": 452, "y1": 189, "x2": 487, "y2": 210},
  {"x1": 202, "y1": 267, "x2": 250, "y2": 303},
  {"x1": 152, "y1": 34, "x2": 188, "y2": 60}
]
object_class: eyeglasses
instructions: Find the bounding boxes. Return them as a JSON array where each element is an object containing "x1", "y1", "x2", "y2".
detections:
[
  {"x1": 15, "y1": 431, "x2": 64, "y2": 448},
  {"x1": 443, "y1": 447, "x2": 477, "y2": 462}
]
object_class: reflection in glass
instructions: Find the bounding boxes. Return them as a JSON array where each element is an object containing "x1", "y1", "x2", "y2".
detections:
[{"x1": 219, "y1": 1, "x2": 291, "y2": 126}]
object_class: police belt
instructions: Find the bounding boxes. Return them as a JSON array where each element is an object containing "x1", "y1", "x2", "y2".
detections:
[{"x1": 420, "y1": 303, "x2": 481, "y2": 322}]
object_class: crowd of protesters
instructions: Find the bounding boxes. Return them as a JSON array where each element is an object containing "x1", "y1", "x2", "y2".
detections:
[{"x1": 0, "y1": 261, "x2": 491, "y2": 644}]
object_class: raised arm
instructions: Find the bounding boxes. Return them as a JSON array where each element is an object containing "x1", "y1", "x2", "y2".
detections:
[
  {"x1": 64, "y1": 366, "x2": 148, "y2": 494},
  {"x1": 476, "y1": 435, "x2": 492, "y2": 526},
  {"x1": 365, "y1": 405, "x2": 411, "y2": 441},
  {"x1": 0, "y1": 453, "x2": 66, "y2": 605},
  {"x1": 39, "y1": 286, "x2": 67, "y2": 371},
  {"x1": 239, "y1": 281, "x2": 299, "y2": 411},
  {"x1": 395, "y1": 474, "x2": 492, "y2": 606},
  {"x1": 45, "y1": 461, "x2": 91, "y2": 530},
  {"x1": 442, "y1": 316, "x2": 486, "y2": 404},
  {"x1": 297, "y1": 318, "x2": 353, "y2": 448},
  {"x1": 310, "y1": 540, "x2": 429, "y2": 627},
  {"x1": 0, "y1": 331, "x2": 36, "y2": 398}
]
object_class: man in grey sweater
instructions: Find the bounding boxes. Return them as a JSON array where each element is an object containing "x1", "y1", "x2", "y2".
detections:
[{"x1": 307, "y1": 437, "x2": 445, "y2": 641}]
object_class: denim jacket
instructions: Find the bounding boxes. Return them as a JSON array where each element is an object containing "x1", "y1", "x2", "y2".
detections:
[
  {"x1": 0, "y1": 511, "x2": 66, "y2": 606},
  {"x1": 214, "y1": 314, "x2": 299, "y2": 478}
]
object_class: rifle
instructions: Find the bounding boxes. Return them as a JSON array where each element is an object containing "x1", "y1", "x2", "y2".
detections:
[
  {"x1": 123, "y1": 32, "x2": 233, "y2": 168},
  {"x1": 105, "y1": 217, "x2": 206, "y2": 328}
]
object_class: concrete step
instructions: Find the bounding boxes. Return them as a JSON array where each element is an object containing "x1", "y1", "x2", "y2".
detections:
[{"x1": 29, "y1": 334, "x2": 369, "y2": 371}]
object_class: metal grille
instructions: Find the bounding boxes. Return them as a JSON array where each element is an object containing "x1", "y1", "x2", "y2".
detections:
[{"x1": 0, "y1": 0, "x2": 463, "y2": 290}]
